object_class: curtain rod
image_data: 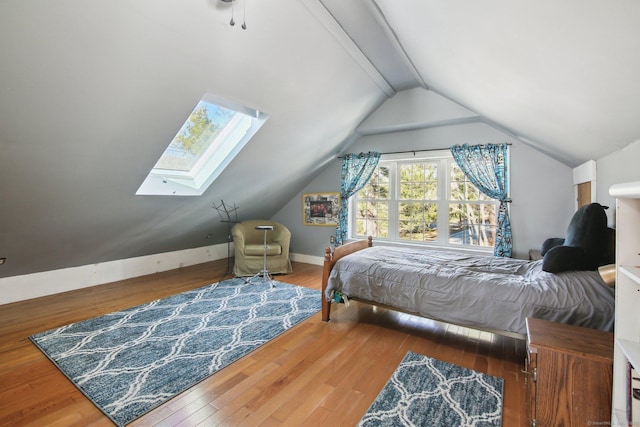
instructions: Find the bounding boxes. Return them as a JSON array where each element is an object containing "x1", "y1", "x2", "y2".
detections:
[{"x1": 336, "y1": 143, "x2": 511, "y2": 159}]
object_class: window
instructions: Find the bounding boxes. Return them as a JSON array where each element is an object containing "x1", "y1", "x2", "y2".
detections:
[
  {"x1": 137, "y1": 94, "x2": 268, "y2": 196},
  {"x1": 352, "y1": 150, "x2": 500, "y2": 250}
]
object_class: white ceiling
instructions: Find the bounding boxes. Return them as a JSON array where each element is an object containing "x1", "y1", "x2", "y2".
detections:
[{"x1": 323, "y1": 0, "x2": 640, "y2": 166}]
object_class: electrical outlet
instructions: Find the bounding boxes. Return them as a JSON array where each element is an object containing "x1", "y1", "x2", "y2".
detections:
[{"x1": 329, "y1": 236, "x2": 336, "y2": 244}]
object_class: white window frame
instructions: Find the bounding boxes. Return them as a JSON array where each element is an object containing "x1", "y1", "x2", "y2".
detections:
[
  {"x1": 136, "y1": 93, "x2": 268, "y2": 196},
  {"x1": 350, "y1": 150, "x2": 501, "y2": 252}
]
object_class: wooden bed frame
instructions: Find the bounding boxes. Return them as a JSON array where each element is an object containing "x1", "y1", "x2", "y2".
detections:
[
  {"x1": 320, "y1": 236, "x2": 526, "y2": 339},
  {"x1": 321, "y1": 236, "x2": 373, "y2": 322},
  {"x1": 321, "y1": 204, "x2": 617, "y2": 338}
]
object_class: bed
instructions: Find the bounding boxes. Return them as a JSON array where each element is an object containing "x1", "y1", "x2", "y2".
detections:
[{"x1": 321, "y1": 237, "x2": 615, "y2": 338}]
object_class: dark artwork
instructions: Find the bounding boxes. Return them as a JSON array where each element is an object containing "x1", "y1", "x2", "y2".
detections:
[{"x1": 310, "y1": 201, "x2": 332, "y2": 218}]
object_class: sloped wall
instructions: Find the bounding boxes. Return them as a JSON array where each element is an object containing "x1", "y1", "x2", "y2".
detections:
[{"x1": 0, "y1": 0, "x2": 388, "y2": 279}]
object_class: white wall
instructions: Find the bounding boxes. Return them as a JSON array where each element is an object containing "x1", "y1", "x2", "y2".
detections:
[{"x1": 596, "y1": 139, "x2": 640, "y2": 227}]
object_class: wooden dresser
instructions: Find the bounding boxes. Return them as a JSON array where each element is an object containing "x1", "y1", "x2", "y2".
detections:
[{"x1": 525, "y1": 317, "x2": 613, "y2": 426}]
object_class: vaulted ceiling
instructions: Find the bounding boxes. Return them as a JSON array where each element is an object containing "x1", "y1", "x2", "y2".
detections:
[
  {"x1": 1, "y1": 0, "x2": 639, "y2": 278},
  {"x1": 324, "y1": 0, "x2": 640, "y2": 166}
]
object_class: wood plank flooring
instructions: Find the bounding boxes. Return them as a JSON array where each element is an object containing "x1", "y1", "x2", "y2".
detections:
[{"x1": 0, "y1": 259, "x2": 527, "y2": 426}]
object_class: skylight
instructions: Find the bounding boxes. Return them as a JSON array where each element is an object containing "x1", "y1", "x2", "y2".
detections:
[{"x1": 136, "y1": 94, "x2": 268, "y2": 196}]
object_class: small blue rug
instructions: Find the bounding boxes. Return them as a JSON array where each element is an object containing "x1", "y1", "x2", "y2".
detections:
[
  {"x1": 359, "y1": 351, "x2": 504, "y2": 427},
  {"x1": 30, "y1": 278, "x2": 320, "y2": 426}
]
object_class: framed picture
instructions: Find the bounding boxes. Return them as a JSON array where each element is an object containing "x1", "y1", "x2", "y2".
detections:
[{"x1": 303, "y1": 192, "x2": 340, "y2": 226}]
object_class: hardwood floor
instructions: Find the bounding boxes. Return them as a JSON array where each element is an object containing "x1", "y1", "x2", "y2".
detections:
[{"x1": 0, "y1": 259, "x2": 527, "y2": 426}]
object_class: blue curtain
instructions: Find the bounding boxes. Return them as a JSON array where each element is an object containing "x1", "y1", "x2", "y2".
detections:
[
  {"x1": 450, "y1": 144, "x2": 512, "y2": 257},
  {"x1": 336, "y1": 151, "x2": 381, "y2": 246}
]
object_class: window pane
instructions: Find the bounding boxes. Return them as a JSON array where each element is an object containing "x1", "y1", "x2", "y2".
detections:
[
  {"x1": 358, "y1": 166, "x2": 390, "y2": 199},
  {"x1": 448, "y1": 203, "x2": 497, "y2": 247},
  {"x1": 154, "y1": 103, "x2": 236, "y2": 172},
  {"x1": 465, "y1": 182, "x2": 480, "y2": 201},
  {"x1": 376, "y1": 219, "x2": 389, "y2": 238},
  {"x1": 398, "y1": 202, "x2": 437, "y2": 241},
  {"x1": 424, "y1": 181, "x2": 437, "y2": 199},
  {"x1": 358, "y1": 181, "x2": 372, "y2": 199},
  {"x1": 399, "y1": 182, "x2": 412, "y2": 200},
  {"x1": 451, "y1": 164, "x2": 466, "y2": 181},
  {"x1": 450, "y1": 164, "x2": 466, "y2": 201},
  {"x1": 377, "y1": 201, "x2": 389, "y2": 219},
  {"x1": 400, "y1": 162, "x2": 437, "y2": 200},
  {"x1": 411, "y1": 182, "x2": 424, "y2": 199},
  {"x1": 356, "y1": 201, "x2": 389, "y2": 238},
  {"x1": 424, "y1": 163, "x2": 437, "y2": 180},
  {"x1": 400, "y1": 164, "x2": 413, "y2": 181},
  {"x1": 356, "y1": 218, "x2": 388, "y2": 238},
  {"x1": 450, "y1": 180, "x2": 465, "y2": 201},
  {"x1": 450, "y1": 163, "x2": 494, "y2": 202}
]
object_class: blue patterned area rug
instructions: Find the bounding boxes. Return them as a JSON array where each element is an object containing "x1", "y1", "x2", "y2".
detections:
[
  {"x1": 30, "y1": 278, "x2": 320, "y2": 426},
  {"x1": 359, "y1": 351, "x2": 504, "y2": 427}
]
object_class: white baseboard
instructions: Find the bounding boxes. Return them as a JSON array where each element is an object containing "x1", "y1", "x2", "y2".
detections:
[
  {"x1": 0, "y1": 244, "x2": 229, "y2": 306},
  {"x1": 0, "y1": 247, "x2": 325, "y2": 306},
  {"x1": 290, "y1": 252, "x2": 324, "y2": 266}
]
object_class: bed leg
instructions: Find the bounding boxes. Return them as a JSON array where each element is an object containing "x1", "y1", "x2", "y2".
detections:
[
  {"x1": 322, "y1": 296, "x2": 331, "y2": 322},
  {"x1": 321, "y1": 246, "x2": 332, "y2": 322}
]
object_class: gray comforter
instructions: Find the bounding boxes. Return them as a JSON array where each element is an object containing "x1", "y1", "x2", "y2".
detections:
[{"x1": 325, "y1": 246, "x2": 614, "y2": 335}]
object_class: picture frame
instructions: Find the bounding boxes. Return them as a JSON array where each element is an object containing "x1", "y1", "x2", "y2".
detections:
[{"x1": 303, "y1": 192, "x2": 340, "y2": 226}]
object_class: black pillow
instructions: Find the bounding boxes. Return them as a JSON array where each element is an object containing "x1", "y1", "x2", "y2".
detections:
[
  {"x1": 540, "y1": 237, "x2": 565, "y2": 256},
  {"x1": 542, "y1": 245, "x2": 594, "y2": 273},
  {"x1": 542, "y1": 203, "x2": 608, "y2": 273}
]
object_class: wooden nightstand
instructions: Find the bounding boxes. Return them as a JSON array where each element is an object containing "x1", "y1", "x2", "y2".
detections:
[{"x1": 525, "y1": 317, "x2": 613, "y2": 427}]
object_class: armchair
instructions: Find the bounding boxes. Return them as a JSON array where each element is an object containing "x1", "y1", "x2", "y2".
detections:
[{"x1": 231, "y1": 220, "x2": 293, "y2": 277}]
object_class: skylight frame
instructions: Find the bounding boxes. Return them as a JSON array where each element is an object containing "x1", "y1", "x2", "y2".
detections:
[{"x1": 136, "y1": 94, "x2": 268, "y2": 196}]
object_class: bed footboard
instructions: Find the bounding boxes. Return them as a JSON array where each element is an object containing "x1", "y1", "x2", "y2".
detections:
[{"x1": 321, "y1": 236, "x2": 373, "y2": 321}]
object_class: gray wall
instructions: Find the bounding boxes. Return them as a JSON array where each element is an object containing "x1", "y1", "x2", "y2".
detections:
[
  {"x1": 275, "y1": 121, "x2": 575, "y2": 260},
  {"x1": 273, "y1": 160, "x2": 341, "y2": 259}
]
